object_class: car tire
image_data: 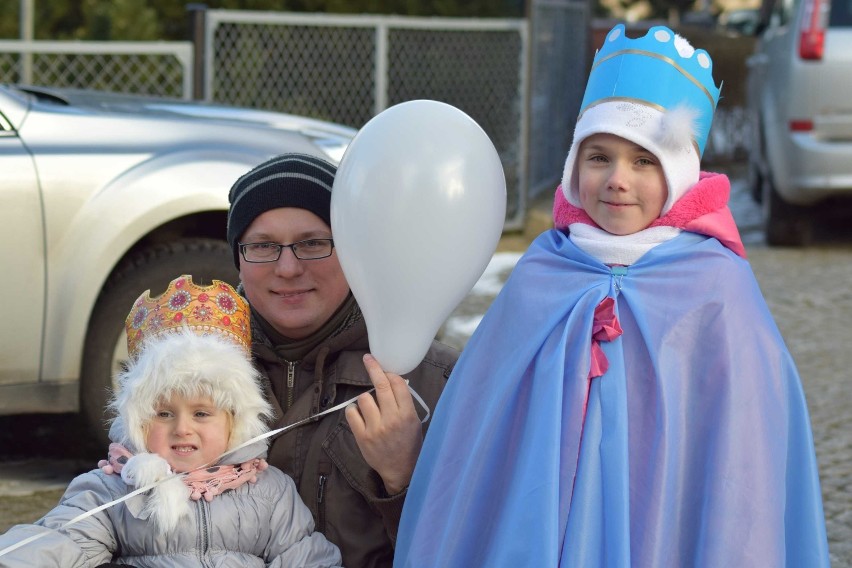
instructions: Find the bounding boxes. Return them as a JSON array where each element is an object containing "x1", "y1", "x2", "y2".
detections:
[
  {"x1": 762, "y1": 176, "x2": 813, "y2": 247},
  {"x1": 747, "y1": 158, "x2": 763, "y2": 203},
  {"x1": 79, "y1": 238, "x2": 239, "y2": 448}
]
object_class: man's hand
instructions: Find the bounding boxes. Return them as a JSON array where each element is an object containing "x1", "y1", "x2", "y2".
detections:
[{"x1": 345, "y1": 354, "x2": 423, "y2": 495}]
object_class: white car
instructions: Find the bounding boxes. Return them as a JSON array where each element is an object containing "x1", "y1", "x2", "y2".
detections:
[
  {"x1": 746, "y1": 0, "x2": 852, "y2": 245},
  {"x1": 0, "y1": 84, "x2": 354, "y2": 442}
]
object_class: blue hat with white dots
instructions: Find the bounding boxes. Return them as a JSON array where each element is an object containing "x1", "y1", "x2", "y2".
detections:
[{"x1": 562, "y1": 25, "x2": 723, "y2": 214}]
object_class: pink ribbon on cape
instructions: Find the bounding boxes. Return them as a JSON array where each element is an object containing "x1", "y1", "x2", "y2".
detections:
[
  {"x1": 572, "y1": 297, "x2": 625, "y2": 495},
  {"x1": 588, "y1": 297, "x2": 623, "y2": 380}
]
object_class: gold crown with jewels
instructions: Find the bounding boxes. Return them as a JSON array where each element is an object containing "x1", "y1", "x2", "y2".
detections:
[{"x1": 125, "y1": 275, "x2": 251, "y2": 359}]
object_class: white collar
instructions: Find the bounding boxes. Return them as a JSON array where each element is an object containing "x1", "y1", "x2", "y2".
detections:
[{"x1": 568, "y1": 223, "x2": 682, "y2": 266}]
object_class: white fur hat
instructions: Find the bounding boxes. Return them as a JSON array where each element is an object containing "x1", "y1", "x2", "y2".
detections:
[{"x1": 109, "y1": 328, "x2": 272, "y2": 456}]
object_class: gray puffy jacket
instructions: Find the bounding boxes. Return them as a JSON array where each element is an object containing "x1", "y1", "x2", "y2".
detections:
[{"x1": 0, "y1": 464, "x2": 342, "y2": 567}]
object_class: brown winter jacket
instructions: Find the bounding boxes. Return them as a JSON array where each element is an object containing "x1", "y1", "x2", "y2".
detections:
[{"x1": 251, "y1": 309, "x2": 457, "y2": 568}]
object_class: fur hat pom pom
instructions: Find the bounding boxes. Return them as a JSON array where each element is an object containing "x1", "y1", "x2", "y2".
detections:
[
  {"x1": 145, "y1": 475, "x2": 192, "y2": 534},
  {"x1": 658, "y1": 105, "x2": 699, "y2": 151},
  {"x1": 122, "y1": 452, "x2": 191, "y2": 534},
  {"x1": 121, "y1": 452, "x2": 172, "y2": 487}
]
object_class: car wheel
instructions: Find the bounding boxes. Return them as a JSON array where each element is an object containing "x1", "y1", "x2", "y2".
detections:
[
  {"x1": 747, "y1": 158, "x2": 763, "y2": 203},
  {"x1": 79, "y1": 238, "x2": 239, "y2": 447},
  {"x1": 762, "y1": 176, "x2": 813, "y2": 246},
  {"x1": 747, "y1": 116, "x2": 766, "y2": 203}
]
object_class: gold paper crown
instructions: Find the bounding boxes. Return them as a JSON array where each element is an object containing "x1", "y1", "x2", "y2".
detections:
[{"x1": 125, "y1": 275, "x2": 251, "y2": 359}]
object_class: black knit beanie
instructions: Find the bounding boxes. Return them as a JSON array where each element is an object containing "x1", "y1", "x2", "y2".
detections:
[{"x1": 227, "y1": 153, "x2": 337, "y2": 268}]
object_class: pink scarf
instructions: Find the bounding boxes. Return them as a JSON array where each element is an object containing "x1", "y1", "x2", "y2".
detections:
[
  {"x1": 99, "y1": 443, "x2": 268, "y2": 502},
  {"x1": 552, "y1": 171, "x2": 746, "y2": 258}
]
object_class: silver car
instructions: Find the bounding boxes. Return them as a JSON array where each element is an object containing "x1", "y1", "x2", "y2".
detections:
[
  {"x1": 0, "y1": 84, "x2": 355, "y2": 443},
  {"x1": 746, "y1": 0, "x2": 852, "y2": 245}
]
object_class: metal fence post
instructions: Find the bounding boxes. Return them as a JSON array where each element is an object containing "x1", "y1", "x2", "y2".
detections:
[
  {"x1": 374, "y1": 22, "x2": 388, "y2": 117},
  {"x1": 187, "y1": 3, "x2": 207, "y2": 100},
  {"x1": 20, "y1": 0, "x2": 33, "y2": 84}
]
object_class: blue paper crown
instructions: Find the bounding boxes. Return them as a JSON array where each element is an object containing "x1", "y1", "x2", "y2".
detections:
[{"x1": 580, "y1": 25, "x2": 722, "y2": 156}]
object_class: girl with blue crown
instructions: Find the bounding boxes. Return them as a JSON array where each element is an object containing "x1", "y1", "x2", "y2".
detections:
[{"x1": 394, "y1": 25, "x2": 829, "y2": 567}]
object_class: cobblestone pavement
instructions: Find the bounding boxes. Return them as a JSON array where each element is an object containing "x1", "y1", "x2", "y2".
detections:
[
  {"x1": 747, "y1": 246, "x2": 852, "y2": 566},
  {"x1": 1, "y1": 169, "x2": 850, "y2": 564}
]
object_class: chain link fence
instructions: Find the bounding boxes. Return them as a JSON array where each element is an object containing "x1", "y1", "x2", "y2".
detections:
[
  {"x1": 0, "y1": 41, "x2": 193, "y2": 98},
  {"x1": 0, "y1": 5, "x2": 590, "y2": 227},
  {"x1": 528, "y1": 0, "x2": 590, "y2": 201},
  {"x1": 203, "y1": 10, "x2": 530, "y2": 226}
]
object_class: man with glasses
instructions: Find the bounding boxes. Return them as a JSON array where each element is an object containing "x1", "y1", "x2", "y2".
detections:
[{"x1": 226, "y1": 153, "x2": 458, "y2": 568}]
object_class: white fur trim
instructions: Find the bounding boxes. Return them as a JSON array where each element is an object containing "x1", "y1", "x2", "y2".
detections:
[
  {"x1": 659, "y1": 106, "x2": 699, "y2": 153},
  {"x1": 109, "y1": 329, "x2": 272, "y2": 455},
  {"x1": 673, "y1": 33, "x2": 696, "y2": 57},
  {"x1": 562, "y1": 101, "x2": 700, "y2": 216},
  {"x1": 144, "y1": 475, "x2": 192, "y2": 534},
  {"x1": 122, "y1": 452, "x2": 191, "y2": 534}
]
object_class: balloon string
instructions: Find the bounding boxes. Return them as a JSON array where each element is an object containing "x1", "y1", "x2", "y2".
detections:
[
  {"x1": 0, "y1": 384, "x2": 431, "y2": 559},
  {"x1": 408, "y1": 382, "x2": 431, "y2": 424},
  {"x1": 0, "y1": 481, "x2": 155, "y2": 558}
]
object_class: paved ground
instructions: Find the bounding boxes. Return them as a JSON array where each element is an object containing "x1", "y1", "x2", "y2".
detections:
[
  {"x1": 747, "y1": 246, "x2": 852, "y2": 566},
  {"x1": 1, "y1": 166, "x2": 850, "y2": 564}
]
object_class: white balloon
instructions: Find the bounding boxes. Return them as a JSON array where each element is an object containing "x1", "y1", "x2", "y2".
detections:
[{"x1": 331, "y1": 100, "x2": 507, "y2": 375}]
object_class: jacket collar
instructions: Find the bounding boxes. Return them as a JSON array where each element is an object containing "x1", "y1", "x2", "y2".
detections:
[{"x1": 251, "y1": 303, "x2": 370, "y2": 376}]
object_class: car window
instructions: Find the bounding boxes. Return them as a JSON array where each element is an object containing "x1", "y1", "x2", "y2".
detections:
[
  {"x1": 830, "y1": 0, "x2": 852, "y2": 26},
  {"x1": 0, "y1": 111, "x2": 13, "y2": 133}
]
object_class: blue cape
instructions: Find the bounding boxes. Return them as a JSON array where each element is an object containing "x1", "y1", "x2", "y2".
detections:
[{"x1": 395, "y1": 230, "x2": 828, "y2": 567}]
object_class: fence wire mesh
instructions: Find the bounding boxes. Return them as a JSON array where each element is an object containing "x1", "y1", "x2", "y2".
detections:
[
  {"x1": 0, "y1": 41, "x2": 192, "y2": 98},
  {"x1": 528, "y1": 0, "x2": 589, "y2": 200},
  {"x1": 212, "y1": 22, "x2": 377, "y2": 126},
  {"x1": 207, "y1": 11, "x2": 528, "y2": 224}
]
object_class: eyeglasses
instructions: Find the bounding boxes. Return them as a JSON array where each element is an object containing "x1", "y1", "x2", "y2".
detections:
[{"x1": 239, "y1": 239, "x2": 335, "y2": 263}]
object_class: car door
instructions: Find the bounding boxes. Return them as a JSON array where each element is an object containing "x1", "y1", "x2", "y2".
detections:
[
  {"x1": 0, "y1": 107, "x2": 45, "y2": 387},
  {"x1": 746, "y1": 0, "x2": 798, "y2": 173},
  {"x1": 814, "y1": 0, "x2": 852, "y2": 142}
]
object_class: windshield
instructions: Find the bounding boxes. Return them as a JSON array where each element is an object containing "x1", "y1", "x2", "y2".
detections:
[{"x1": 830, "y1": 0, "x2": 852, "y2": 25}]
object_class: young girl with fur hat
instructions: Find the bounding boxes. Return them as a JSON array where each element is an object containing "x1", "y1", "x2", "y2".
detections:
[
  {"x1": 395, "y1": 25, "x2": 829, "y2": 567},
  {"x1": 0, "y1": 276, "x2": 342, "y2": 567}
]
